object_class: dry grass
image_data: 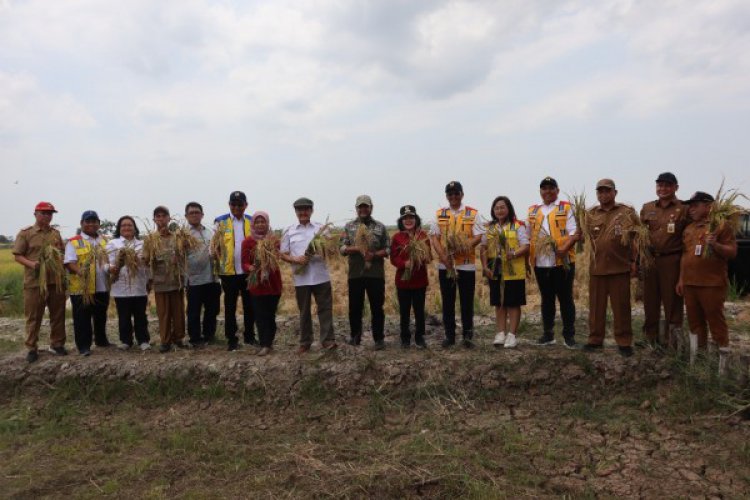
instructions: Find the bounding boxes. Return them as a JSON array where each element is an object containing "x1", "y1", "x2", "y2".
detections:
[
  {"x1": 400, "y1": 233, "x2": 431, "y2": 282},
  {"x1": 37, "y1": 238, "x2": 65, "y2": 300},
  {"x1": 247, "y1": 237, "x2": 280, "y2": 288},
  {"x1": 706, "y1": 180, "x2": 747, "y2": 258}
]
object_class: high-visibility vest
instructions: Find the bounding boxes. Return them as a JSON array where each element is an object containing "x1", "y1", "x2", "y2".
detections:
[
  {"x1": 528, "y1": 202, "x2": 576, "y2": 266},
  {"x1": 486, "y1": 220, "x2": 526, "y2": 281},
  {"x1": 213, "y1": 214, "x2": 252, "y2": 275},
  {"x1": 436, "y1": 207, "x2": 478, "y2": 265},
  {"x1": 67, "y1": 235, "x2": 107, "y2": 295}
]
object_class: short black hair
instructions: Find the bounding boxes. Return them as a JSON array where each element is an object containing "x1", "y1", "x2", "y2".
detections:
[
  {"x1": 397, "y1": 214, "x2": 422, "y2": 231},
  {"x1": 185, "y1": 201, "x2": 203, "y2": 214},
  {"x1": 489, "y1": 196, "x2": 517, "y2": 224},
  {"x1": 114, "y1": 215, "x2": 140, "y2": 239}
]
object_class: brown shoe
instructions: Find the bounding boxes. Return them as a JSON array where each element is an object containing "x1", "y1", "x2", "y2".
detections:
[
  {"x1": 322, "y1": 341, "x2": 338, "y2": 351},
  {"x1": 297, "y1": 345, "x2": 310, "y2": 354},
  {"x1": 257, "y1": 347, "x2": 271, "y2": 356}
]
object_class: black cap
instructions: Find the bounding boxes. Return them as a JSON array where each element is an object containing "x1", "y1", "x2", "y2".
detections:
[
  {"x1": 685, "y1": 191, "x2": 715, "y2": 204},
  {"x1": 229, "y1": 191, "x2": 247, "y2": 204},
  {"x1": 399, "y1": 205, "x2": 417, "y2": 217},
  {"x1": 540, "y1": 176, "x2": 558, "y2": 188},
  {"x1": 445, "y1": 181, "x2": 463, "y2": 194},
  {"x1": 153, "y1": 205, "x2": 170, "y2": 216},
  {"x1": 80, "y1": 210, "x2": 99, "y2": 221},
  {"x1": 293, "y1": 197, "x2": 314, "y2": 208},
  {"x1": 656, "y1": 172, "x2": 678, "y2": 184}
]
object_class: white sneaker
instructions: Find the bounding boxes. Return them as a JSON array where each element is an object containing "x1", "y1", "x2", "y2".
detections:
[
  {"x1": 139, "y1": 342, "x2": 152, "y2": 351},
  {"x1": 493, "y1": 332, "x2": 506, "y2": 346},
  {"x1": 117, "y1": 343, "x2": 131, "y2": 351},
  {"x1": 504, "y1": 333, "x2": 518, "y2": 348}
]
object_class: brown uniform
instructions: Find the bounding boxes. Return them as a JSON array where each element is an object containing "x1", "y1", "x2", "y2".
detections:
[
  {"x1": 586, "y1": 203, "x2": 638, "y2": 346},
  {"x1": 12, "y1": 224, "x2": 67, "y2": 351},
  {"x1": 681, "y1": 220, "x2": 736, "y2": 347},
  {"x1": 143, "y1": 233, "x2": 185, "y2": 346},
  {"x1": 640, "y1": 199, "x2": 688, "y2": 342}
]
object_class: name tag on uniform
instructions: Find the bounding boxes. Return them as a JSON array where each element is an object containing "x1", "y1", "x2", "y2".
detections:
[
  {"x1": 694, "y1": 244, "x2": 702, "y2": 256},
  {"x1": 667, "y1": 222, "x2": 675, "y2": 234}
]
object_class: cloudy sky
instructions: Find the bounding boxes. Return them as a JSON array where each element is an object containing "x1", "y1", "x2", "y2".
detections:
[{"x1": 1, "y1": 0, "x2": 749, "y2": 235}]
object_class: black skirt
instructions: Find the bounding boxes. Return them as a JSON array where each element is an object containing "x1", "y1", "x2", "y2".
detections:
[{"x1": 488, "y1": 278, "x2": 526, "y2": 307}]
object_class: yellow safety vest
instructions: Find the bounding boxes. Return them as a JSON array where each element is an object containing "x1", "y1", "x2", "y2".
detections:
[
  {"x1": 68, "y1": 236, "x2": 108, "y2": 295},
  {"x1": 214, "y1": 214, "x2": 252, "y2": 275},
  {"x1": 528, "y1": 202, "x2": 576, "y2": 266},
  {"x1": 436, "y1": 207, "x2": 478, "y2": 265},
  {"x1": 486, "y1": 221, "x2": 526, "y2": 281}
]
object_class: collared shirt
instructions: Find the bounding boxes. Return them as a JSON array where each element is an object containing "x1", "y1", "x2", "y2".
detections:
[
  {"x1": 232, "y1": 216, "x2": 246, "y2": 275},
  {"x1": 64, "y1": 232, "x2": 110, "y2": 293},
  {"x1": 640, "y1": 198, "x2": 688, "y2": 255},
  {"x1": 187, "y1": 224, "x2": 217, "y2": 286},
  {"x1": 428, "y1": 204, "x2": 486, "y2": 271},
  {"x1": 143, "y1": 233, "x2": 183, "y2": 292},
  {"x1": 681, "y1": 220, "x2": 736, "y2": 287},
  {"x1": 340, "y1": 217, "x2": 390, "y2": 279},
  {"x1": 533, "y1": 202, "x2": 578, "y2": 268},
  {"x1": 12, "y1": 224, "x2": 65, "y2": 288},
  {"x1": 585, "y1": 203, "x2": 638, "y2": 276},
  {"x1": 281, "y1": 221, "x2": 331, "y2": 287},
  {"x1": 106, "y1": 237, "x2": 149, "y2": 297}
]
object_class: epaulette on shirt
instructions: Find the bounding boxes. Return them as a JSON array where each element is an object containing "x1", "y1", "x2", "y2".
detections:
[{"x1": 20, "y1": 225, "x2": 33, "y2": 231}]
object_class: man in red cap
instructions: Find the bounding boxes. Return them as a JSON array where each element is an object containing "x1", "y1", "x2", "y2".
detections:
[{"x1": 12, "y1": 202, "x2": 67, "y2": 362}]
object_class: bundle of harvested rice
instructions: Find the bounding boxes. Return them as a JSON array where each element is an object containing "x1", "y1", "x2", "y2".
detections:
[
  {"x1": 295, "y1": 221, "x2": 339, "y2": 275},
  {"x1": 247, "y1": 237, "x2": 280, "y2": 288},
  {"x1": 705, "y1": 181, "x2": 747, "y2": 258},
  {"x1": 77, "y1": 243, "x2": 111, "y2": 305},
  {"x1": 38, "y1": 238, "x2": 64, "y2": 300},
  {"x1": 442, "y1": 226, "x2": 472, "y2": 280},
  {"x1": 568, "y1": 191, "x2": 588, "y2": 253},
  {"x1": 401, "y1": 234, "x2": 431, "y2": 282},
  {"x1": 353, "y1": 223, "x2": 374, "y2": 270},
  {"x1": 485, "y1": 223, "x2": 514, "y2": 278},
  {"x1": 116, "y1": 244, "x2": 140, "y2": 287}
]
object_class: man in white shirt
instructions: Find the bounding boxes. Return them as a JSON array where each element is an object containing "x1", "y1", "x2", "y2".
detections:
[
  {"x1": 526, "y1": 177, "x2": 579, "y2": 348},
  {"x1": 64, "y1": 210, "x2": 112, "y2": 355},
  {"x1": 280, "y1": 197, "x2": 336, "y2": 353}
]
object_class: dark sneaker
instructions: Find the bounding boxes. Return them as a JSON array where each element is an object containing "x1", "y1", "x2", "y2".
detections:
[
  {"x1": 415, "y1": 340, "x2": 427, "y2": 349},
  {"x1": 80, "y1": 349, "x2": 91, "y2": 357},
  {"x1": 582, "y1": 343, "x2": 603, "y2": 352},
  {"x1": 347, "y1": 336, "x2": 361, "y2": 346},
  {"x1": 462, "y1": 338, "x2": 475, "y2": 349},
  {"x1": 204, "y1": 337, "x2": 217, "y2": 345},
  {"x1": 95, "y1": 342, "x2": 112, "y2": 348},
  {"x1": 188, "y1": 341, "x2": 204, "y2": 349},
  {"x1": 174, "y1": 341, "x2": 190, "y2": 350},
  {"x1": 537, "y1": 334, "x2": 556, "y2": 346},
  {"x1": 373, "y1": 340, "x2": 386, "y2": 351},
  {"x1": 159, "y1": 344, "x2": 172, "y2": 353},
  {"x1": 441, "y1": 338, "x2": 455, "y2": 349},
  {"x1": 48, "y1": 346, "x2": 68, "y2": 356},
  {"x1": 227, "y1": 341, "x2": 239, "y2": 352},
  {"x1": 563, "y1": 337, "x2": 578, "y2": 349},
  {"x1": 26, "y1": 350, "x2": 38, "y2": 363},
  {"x1": 618, "y1": 346, "x2": 634, "y2": 358}
]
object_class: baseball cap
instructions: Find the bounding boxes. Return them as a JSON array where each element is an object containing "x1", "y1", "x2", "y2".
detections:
[
  {"x1": 355, "y1": 195, "x2": 373, "y2": 207},
  {"x1": 445, "y1": 181, "x2": 463, "y2": 194},
  {"x1": 399, "y1": 205, "x2": 417, "y2": 217},
  {"x1": 539, "y1": 176, "x2": 558, "y2": 188},
  {"x1": 34, "y1": 201, "x2": 57, "y2": 213},
  {"x1": 656, "y1": 172, "x2": 678, "y2": 184},
  {"x1": 685, "y1": 191, "x2": 715, "y2": 204},
  {"x1": 596, "y1": 178, "x2": 616, "y2": 190},
  {"x1": 153, "y1": 205, "x2": 170, "y2": 216},
  {"x1": 80, "y1": 210, "x2": 99, "y2": 221},
  {"x1": 229, "y1": 191, "x2": 247, "y2": 204},
  {"x1": 293, "y1": 197, "x2": 314, "y2": 209}
]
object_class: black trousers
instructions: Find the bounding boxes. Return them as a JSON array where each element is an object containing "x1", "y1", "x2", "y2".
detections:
[
  {"x1": 438, "y1": 269, "x2": 475, "y2": 340},
  {"x1": 397, "y1": 287, "x2": 426, "y2": 344},
  {"x1": 186, "y1": 282, "x2": 221, "y2": 343},
  {"x1": 251, "y1": 294, "x2": 280, "y2": 348},
  {"x1": 534, "y1": 264, "x2": 576, "y2": 340},
  {"x1": 114, "y1": 296, "x2": 150, "y2": 346},
  {"x1": 348, "y1": 277, "x2": 385, "y2": 342},
  {"x1": 220, "y1": 274, "x2": 255, "y2": 345},
  {"x1": 71, "y1": 292, "x2": 110, "y2": 352}
]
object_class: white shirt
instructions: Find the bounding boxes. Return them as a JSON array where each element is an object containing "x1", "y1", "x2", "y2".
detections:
[
  {"x1": 64, "y1": 233, "x2": 110, "y2": 293},
  {"x1": 106, "y1": 237, "x2": 149, "y2": 297},
  {"x1": 428, "y1": 205, "x2": 486, "y2": 271},
  {"x1": 281, "y1": 221, "x2": 331, "y2": 287},
  {"x1": 530, "y1": 202, "x2": 577, "y2": 268},
  {"x1": 232, "y1": 216, "x2": 246, "y2": 275}
]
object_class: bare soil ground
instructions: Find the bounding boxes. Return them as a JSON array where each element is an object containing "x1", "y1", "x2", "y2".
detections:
[{"x1": 1, "y1": 304, "x2": 750, "y2": 498}]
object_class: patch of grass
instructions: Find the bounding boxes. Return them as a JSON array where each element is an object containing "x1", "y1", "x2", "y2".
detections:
[{"x1": 0, "y1": 248, "x2": 24, "y2": 316}]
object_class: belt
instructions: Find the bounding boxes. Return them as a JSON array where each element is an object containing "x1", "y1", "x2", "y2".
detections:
[{"x1": 652, "y1": 250, "x2": 681, "y2": 257}]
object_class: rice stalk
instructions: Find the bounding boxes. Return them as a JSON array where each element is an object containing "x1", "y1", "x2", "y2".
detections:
[
  {"x1": 37, "y1": 238, "x2": 64, "y2": 300},
  {"x1": 247, "y1": 237, "x2": 280, "y2": 288},
  {"x1": 485, "y1": 223, "x2": 514, "y2": 278},
  {"x1": 78, "y1": 243, "x2": 111, "y2": 305},
  {"x1": 401, "y1": 233, "x2": 430, "y2": 282},
  {"x1": 599, "y1": 211, "x2": 653, "y2": 269},
  {"x1": 353, "y1": 223, "x2": 374, "y2": 270},
  {"x1": 568, "y1": 191, "x2": 588, "y2": 253},
  {"x1": 116, "y1": 244, "x2": 140, "y2": 287},
  {"x1": 209, "y1": 226, "x2": 228, "y2": 277},
  {"x1": 442, "y1": 226, "x2": 472, "y2": 280},
  {"x1": 705, "y1": 180, "x2": 747, "y2": 258},
  {"x1": 295, "y1": 220, "x2": 339, "y2": 275}
]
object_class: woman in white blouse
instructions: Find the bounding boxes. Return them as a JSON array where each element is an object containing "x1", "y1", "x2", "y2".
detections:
[{"x1": 107, "y1": 216, "x2": 152, "y2": 351}]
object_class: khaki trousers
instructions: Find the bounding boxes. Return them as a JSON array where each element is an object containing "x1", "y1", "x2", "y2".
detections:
[
  {"x1": 683, "y1": 285, "x2": 728, "y2": 347},
  {"x1": 295, "y1": 282, "x2": 335, "y2": 346},
  {"x1": 588, "y1": 273, "x2": 632, "y2": 347},
  {"x1": 643, "y1": 253, "x2": 683, "y2": 341},
  {"x1": 24, "y1": 286, "x2": 67, "y2": 350},
  {"x1": 155, "y1": 290, "x2": 185, "y2": 345}
]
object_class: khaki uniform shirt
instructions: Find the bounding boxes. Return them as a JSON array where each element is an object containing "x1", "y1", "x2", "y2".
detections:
[
  {"x1": 681, "y1": 220, "x2": 736, "y2": 287},
  {"x1": 640, "y1": 199, "x2": 688, "y2": 255},
  {"x1": 586, "y1": 203, "x2": 639, "y2": 276},
  {"x1": 12, "y1": 224, "x2": 65, "y2": 289},
  {"x1": 143, "y1": 233, "x2": 183, "y2": 293}
]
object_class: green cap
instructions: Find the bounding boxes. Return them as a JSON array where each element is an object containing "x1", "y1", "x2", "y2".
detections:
[{"x1": 293, "y1": 197, "x2": 314, "y2": 208}]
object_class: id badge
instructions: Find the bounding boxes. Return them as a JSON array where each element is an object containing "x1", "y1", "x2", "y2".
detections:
[
  {"x1": 667, "y1": 222, "x2": 675, "y2": 234},
  {"x1": 694, "y1": 244, "x2": 702, "y2": 256}
]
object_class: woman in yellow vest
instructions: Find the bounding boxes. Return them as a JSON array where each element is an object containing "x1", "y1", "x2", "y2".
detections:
[{"x1": 480, "y1": 197, "x2": 529, "y2": 348}]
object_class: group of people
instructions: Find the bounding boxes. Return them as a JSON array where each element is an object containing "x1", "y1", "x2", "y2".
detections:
[{"x1": 12, "y1": 173, "x2": 738, "y2": 364}]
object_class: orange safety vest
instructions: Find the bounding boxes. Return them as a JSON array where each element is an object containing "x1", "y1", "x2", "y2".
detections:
[
  {"x1": 67, "y1": 235, "x2": 108, "y2": 295},
  {"x1": 528, "y1": 202, "x2": 576, "y2": 266},
  {"x1": 436, "y1": 206, "x2": 478, "y2": 265}
]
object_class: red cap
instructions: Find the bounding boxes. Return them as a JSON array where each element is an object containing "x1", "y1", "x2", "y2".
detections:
[{"x1": 34, "y1": 201, "x2": 58, "y2": 213}]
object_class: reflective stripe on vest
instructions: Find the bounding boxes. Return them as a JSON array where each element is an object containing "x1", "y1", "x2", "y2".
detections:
[
  {"x1": 68, "y1": 237, "x2": 107, "y2": 295},
  {"x1": 436, "y1": 207, "x2": 477, "y2": 265},
  {"x1": 216, "y1": 216, "x2": 252, "y2": 275},
  {"x1": 528, "y1": 203, "x2": 576, "y2": 266}
]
